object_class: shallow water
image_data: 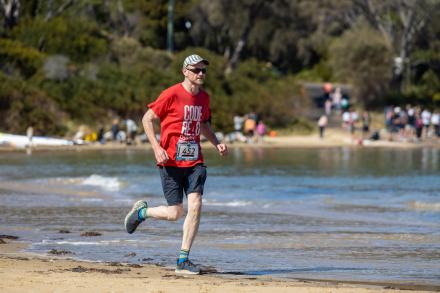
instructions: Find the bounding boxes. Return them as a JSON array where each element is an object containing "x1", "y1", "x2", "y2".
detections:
[{"x1": 0, "y1": 146, "x2": 439, "y2": 285}]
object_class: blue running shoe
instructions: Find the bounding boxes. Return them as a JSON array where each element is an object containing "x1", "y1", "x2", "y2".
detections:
[
  {"x1": 124, "y1": 200, "x2": 148, "y2": 234},
  {"x1": 175, "y1": 259, "x2": 200, "y2": 275}
]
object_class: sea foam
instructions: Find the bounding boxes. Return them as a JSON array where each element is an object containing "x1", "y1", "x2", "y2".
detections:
[
  {"x1": 407, "y1": 201, "x2": 440, "y2": 212},
  {"x1": 82, "y1": 174, "x2": 120, "y2": 192},
  {"x1": 203, "y1": 199, "x2": 252, "y2": 207}
]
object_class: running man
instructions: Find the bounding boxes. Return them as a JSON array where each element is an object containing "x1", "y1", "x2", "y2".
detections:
[{"x1": 124, "y1": 54, "x2": 228, "y2": 275}]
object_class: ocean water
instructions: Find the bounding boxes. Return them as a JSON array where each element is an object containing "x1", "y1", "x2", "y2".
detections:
[{"x1": 0, "y1": 146, "x2": 439, "y2": 285}]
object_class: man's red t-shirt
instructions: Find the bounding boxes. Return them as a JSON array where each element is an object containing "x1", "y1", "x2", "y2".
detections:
[{"x1": 148, "y1": 83, "x2": 211, "y2": 167}]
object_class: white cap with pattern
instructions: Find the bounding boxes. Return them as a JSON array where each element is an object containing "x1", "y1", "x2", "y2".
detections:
[{"x1": 183, "y1": 54, "x2": 209, "y2": 68}]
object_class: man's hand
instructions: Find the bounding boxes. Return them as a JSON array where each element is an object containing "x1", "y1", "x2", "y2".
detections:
[
  {"x1": 216, "y1": 143, "x2": 228, "y2": 156},
  {"x1": 153, "y1": 146, "x2": 169, "y2": 164}
]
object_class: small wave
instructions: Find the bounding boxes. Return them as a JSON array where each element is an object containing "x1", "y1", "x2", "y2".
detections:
[
  {"x1": 82, "y1": 175, "x2": 120, "y2": 192},
  {"x1": 80, "y1": 198, "x2": 104, "y2": 202},
  {"x1": 203, "y1": 199, "x2": 252, "y2": 207},
  {"x1": 54, "y1": 241, "x2": 101, "y2": 246},
  {"x1": 407, "y1": 201, "x2": 440, "y2": 212}
]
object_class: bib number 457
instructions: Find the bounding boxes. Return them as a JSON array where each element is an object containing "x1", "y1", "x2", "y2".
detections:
[{"x1": 176, "y1": 142, "x2": 199, "y2": 161}]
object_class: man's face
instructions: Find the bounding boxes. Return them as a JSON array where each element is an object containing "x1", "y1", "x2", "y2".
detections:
[{"x1": 183, "y1": 62, "x2": 207, "y2": 85}]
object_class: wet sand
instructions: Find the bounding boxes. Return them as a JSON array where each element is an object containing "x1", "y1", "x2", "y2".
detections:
[{"x1": 0, "y1": 238, "x2": 438, "y2": 293}]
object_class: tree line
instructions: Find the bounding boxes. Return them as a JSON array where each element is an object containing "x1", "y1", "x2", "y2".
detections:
[{"x1": 0, "y1": 0, "x2": 438, "y2": 136}]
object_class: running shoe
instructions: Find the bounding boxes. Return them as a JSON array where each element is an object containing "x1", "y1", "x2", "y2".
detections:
[
  {"x1": 175, "y1": 259, "x2": 201, "y2": 275},
  {"x1": 124, "y1": 200, "x2": 148, "y2": 234}
]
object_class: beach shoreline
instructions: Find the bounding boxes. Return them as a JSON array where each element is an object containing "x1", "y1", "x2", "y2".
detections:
[
  {"x1": 1, "y1": 130, "x2": 439, "y2": 153},
  {"x1": 0, "y1": 239, "x2": 438, "y2": 293}
]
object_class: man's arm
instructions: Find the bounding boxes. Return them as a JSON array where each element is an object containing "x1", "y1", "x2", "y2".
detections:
[
  {"x1": 201, "y1": 121, "x2": 228, "y2": 156},
  {"x1": 142, "y1": 109, "x2": 169, "y2": 164}
]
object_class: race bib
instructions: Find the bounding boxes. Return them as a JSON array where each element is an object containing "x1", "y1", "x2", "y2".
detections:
[{"x1": 176, "y1": 142, "x2": 199, "y2": 161}]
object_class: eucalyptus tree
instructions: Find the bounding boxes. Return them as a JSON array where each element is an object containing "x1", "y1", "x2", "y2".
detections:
[
  {"x1": 354, "y1": 0, "x2": 436, "y2": 92},
  {"x1": 0, "y1": 0, "x2": 20, "y2": 29}
]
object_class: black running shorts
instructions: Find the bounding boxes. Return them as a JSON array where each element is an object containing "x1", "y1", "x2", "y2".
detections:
[{"x1": 159, "y1": 164, "x2": 207, "y2": 206}]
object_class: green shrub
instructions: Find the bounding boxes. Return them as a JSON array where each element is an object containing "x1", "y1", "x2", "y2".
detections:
[
  {"x1": 0, "y1": 38, "x2": 46, "y2": 77},
  {"x1": 11, "y1": 17, "x2": 108, "y2": 63},
  {"x1": 0, "y1": 72, "x2": 67, "y2": 135}
]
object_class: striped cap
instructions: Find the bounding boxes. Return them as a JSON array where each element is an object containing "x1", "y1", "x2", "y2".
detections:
[{"x1": 183, "y1": 54, "x2": 209, "y2": 68}]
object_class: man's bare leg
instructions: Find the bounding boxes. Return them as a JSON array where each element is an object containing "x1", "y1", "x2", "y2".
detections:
[
  {"x1": 174, "y1": 192, "x2": 202, "y2": 274},
  {"x1": 143, "y1": 194, "x2": 201, "y2": 252},
  {"x1": 181, "y1": 192, "x2": 202, "y2": 250},
  {"x1": 146, "y1": 204, "x2": 184, "y2": 221},
  {"x1": 124, "y1": 201, "x2": 183, "y2": 234}
]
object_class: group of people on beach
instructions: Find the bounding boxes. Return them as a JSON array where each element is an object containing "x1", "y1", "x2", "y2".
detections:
[
  {"x1": 323, "y1": 85, "x2": 350, "y2": 115},
  {"x1": 75, "y1": 110, "x2": 270, "y2": 147},
  {"x1": 91, "y1": 111, "x2": 268, "y2": 146},
  {"x1": 73, "y1": 118, "x2": 139, "y2": 145},
  {"x1": 317, "y1": 84, "x2": 371, "y2": 141},
  {"x1": 318, "y1": 110, "x2": 371, "y2": 141},
  {"x1": 232, "y1": 113, "x2": 267, "y2": 144},
  {"x1": 317, "y1": 84, "x2": 439, "y2": 144},
  {"x1": 317, "y1": 107, "x2": 372, "y2": 141},
  {"x1": 385, "y1": 105, "x2": 440, "y2": 142}
]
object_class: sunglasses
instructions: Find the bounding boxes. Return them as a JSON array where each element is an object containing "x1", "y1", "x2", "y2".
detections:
[{"x1": 186, "y1": 67, "x2": 207, "y2": 74}]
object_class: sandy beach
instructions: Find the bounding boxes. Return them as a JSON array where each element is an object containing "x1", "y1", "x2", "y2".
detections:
[{"x1": 1, "y1": 239, "x2": 438, "y2": 293}]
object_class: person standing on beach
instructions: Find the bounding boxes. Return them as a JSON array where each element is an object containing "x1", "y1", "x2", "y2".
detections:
[
  {"x1": 124, "y1": 54, "x2": 228, "y2": 275},
  {"x1": 125, "y1": 118, "x2": 138, "y2": 145},
  {"x1": 361, "y1": 111, "x2": 370, "y2": 139},
  {"x1": 256, "y1": 119, "x2": 266, "y2": 143},
  {"x1": 26, "y1": 126, "x2": 33, "y2": 147},
  {"x1": 111, "y1": 119, "x2": 120, "y2": 142},
  {"x1": 243, "y1": 114, "x2": 257, "y2": 143},
  {"x1": 317, "y1": 114, "x2": 328, "y2": 139},
  {"x1": 421, "y1": 108, "x2": 431, "y2": 139}
]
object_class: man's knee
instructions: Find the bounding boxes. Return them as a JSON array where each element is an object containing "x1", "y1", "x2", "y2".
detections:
[{"x1": 167, "y1": 205, "x2": 184, "y2": 221}]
